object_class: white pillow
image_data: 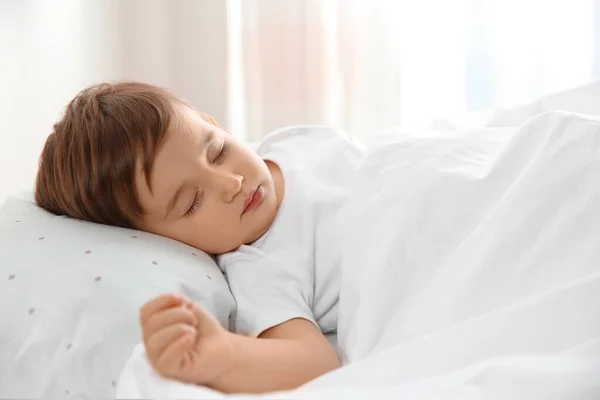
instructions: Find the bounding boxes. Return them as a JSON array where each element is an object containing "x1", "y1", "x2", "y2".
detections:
[
  {"x1": 424, "y1": 80, "x2": 600, "y2": 132},
  {"x1": 486, "y1": 81, "x2": 600, "y2": 127},
  {"x1": 0, "y1": 195, "x2": 235, "y2": 399}
]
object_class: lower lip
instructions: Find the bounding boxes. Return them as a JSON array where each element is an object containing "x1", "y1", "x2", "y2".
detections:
[{"x1": 243, "y1": 186, "x2": 264, "y2": 214}]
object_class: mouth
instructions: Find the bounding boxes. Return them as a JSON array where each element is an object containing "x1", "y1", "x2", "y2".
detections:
[{"x1": 242, "y1": 185, "x2": 264, "y2": 214}]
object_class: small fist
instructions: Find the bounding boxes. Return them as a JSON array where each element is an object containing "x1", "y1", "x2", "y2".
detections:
[{"x1": 140, "y1": 293, "x2": 233, "y2": 385}]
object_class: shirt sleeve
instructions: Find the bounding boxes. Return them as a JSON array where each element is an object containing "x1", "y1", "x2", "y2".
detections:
[{"x1": 222, "y1": 252, "x2": 317, "y2": 338}]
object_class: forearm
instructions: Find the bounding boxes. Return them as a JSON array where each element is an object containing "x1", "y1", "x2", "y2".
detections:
[{"x1": 209, "y1": 331, "x2": 340, "y2": 394}]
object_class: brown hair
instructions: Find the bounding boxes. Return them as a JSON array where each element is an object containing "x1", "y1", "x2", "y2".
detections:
[{"x1": 35, "y1": 81, "x2": 184, "y2": 228}]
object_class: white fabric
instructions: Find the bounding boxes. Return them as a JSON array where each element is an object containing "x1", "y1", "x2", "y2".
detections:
[
  {"x1": 118, "y1": 110, "x2": 600, "y2": 399},
  {"x1": 0, "y1": 196, "x2": 235, "y2": 399},
  {"x1": 486, "y1": 81, "x2": 600, "y2": 127},
  {"x1": 218, "y1": 126, "x2": 365, "y2": 337},
  {"x1": 235, "y1": 0, "x2": 599, "y2": 142},
  {"x1": 338, "y1": 111, "x2": 600, "y2": 362},
  {"x1": 426, "y1": 81, "x2": 600, "y2": 132},
  {"x1": 118, "y1": 343, "x2": 600, "y2": 399}
]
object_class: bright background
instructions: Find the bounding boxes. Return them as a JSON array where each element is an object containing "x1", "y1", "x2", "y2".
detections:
[{"x1": 1, "y1": 0, "x2": 599, "y2": 199}]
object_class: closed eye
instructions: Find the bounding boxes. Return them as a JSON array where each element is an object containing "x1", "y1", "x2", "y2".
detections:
[
  {"x1": 213, "y1": 142, "x2": 229, "y2": 164},
  {"x1": 184, "y1": 191, "x2": 202, "y2": 217}
]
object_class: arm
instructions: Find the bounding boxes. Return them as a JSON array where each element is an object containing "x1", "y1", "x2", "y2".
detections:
[
  {"x1": 213, "y1": 318, "x2": 340, "y2": 393},
  {"x1": 141, "y1": 294, "x2": 339, "y2": 394}
]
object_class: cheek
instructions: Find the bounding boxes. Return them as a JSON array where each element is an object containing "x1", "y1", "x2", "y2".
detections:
[{"x1": 185, "y1": 212, "x2": 238, "y2": 245}]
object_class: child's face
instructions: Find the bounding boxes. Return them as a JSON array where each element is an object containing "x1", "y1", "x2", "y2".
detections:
[{"x1": 135, "y1": 105, "x2": 279, "y2": 254}]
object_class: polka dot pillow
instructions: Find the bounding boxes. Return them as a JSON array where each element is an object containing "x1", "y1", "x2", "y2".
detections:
[{"x1": 0, "y1": 195, "x2": 235, "y2": 399}]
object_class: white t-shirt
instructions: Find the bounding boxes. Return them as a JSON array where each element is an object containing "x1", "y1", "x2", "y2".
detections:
[{"x1": 217, "y1": 126, "x2": 365, "y2": 337}]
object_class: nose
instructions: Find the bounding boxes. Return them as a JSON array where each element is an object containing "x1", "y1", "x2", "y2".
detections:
[{"x1": 210, "y1": 170, "x2": 243, "y2": 203}]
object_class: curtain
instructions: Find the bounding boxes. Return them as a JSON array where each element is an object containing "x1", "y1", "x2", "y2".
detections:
[{"x1": 232, "y1": 0, "x2": 600, "y2": 142}]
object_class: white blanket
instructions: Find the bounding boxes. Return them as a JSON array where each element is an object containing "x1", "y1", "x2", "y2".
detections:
[{"x1": 117, "y1": 111, "x2": 600, "y2": 399}]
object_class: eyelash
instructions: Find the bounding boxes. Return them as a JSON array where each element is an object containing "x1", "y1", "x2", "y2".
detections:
[
  {"x1": 184, "y1": 191, "x2": 201, "y2": 218},
  {"x1": 213, "y1": 142, "x2": 229, "y2": 164},
  {"x1": 183, "y1": 142, "x2": 228, "y2": 218}
]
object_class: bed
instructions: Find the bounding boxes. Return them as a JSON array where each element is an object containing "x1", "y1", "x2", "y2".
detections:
[{"x1": 1, "y1": 81, "x2": 599, "y2": 400}]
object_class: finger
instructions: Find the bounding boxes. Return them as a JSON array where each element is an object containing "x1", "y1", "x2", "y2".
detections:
[
  {"x1": 155, "y1": 332, "x2": 196, "y2": 377},
  {"x1": 143, "y1": 306, "x2": 198, "y2": 340},
  {"x1": 145, "y1": 323, "x2": 196, "y2": 362},
  {"x1": 186, "y1": 300, "x2": 222, "y2": 336},
  {"x1": 140, "y1": 293, "x2": 184, "y2": 325}
]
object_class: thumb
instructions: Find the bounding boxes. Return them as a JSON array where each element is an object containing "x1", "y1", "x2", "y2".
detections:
[{"x1": 186, "y1": 300, "x2": 223, "y2": 337}]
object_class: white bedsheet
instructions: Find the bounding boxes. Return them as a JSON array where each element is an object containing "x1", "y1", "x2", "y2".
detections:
[{"x1": 117, "y1": 111, "x2": 600, "y2": 399}]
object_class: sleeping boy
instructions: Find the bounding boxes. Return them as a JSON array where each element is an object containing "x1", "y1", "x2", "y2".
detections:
[{"x1": 35, "y1": 82, "x2": 365, "y2": 393}]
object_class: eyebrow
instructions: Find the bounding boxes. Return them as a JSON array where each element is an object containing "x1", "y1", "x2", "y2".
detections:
[{"x1": 164, "y1": 130, "x2": 215, "y2": 219}]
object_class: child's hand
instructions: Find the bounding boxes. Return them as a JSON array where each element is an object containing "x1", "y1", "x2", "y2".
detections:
[{"x1": 140, "y1": 293, "x2": 234, "y2": 385}]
